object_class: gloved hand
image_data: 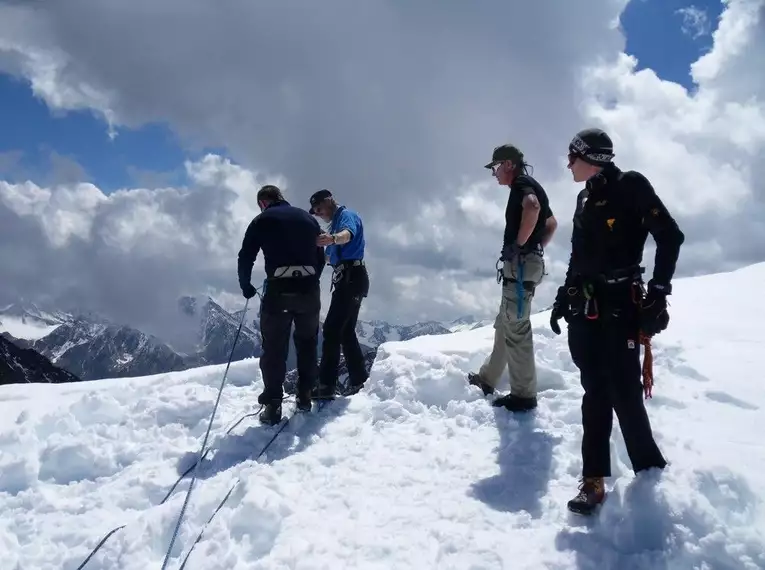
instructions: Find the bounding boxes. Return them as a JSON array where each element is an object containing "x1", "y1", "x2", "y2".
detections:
[
  {"x1": 550, "y1": 285, "x2": 569, "y2": 335},
  {"x1": 640, "y1": 280, "x2": 670, "y2": 336},
  {"x1": 501, "y1": 242, "x2": 521, "y2": 261},
  {"x1": 241, "y1": 283, "x2": 257, "y2": 299}
]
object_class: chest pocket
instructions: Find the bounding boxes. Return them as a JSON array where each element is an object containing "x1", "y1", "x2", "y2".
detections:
[{"x1": 577, "y1": 189, "x2": 640, "y2": 268}]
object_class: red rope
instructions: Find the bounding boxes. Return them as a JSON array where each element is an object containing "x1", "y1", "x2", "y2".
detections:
[{"x1": 640, "y1": 332, "x2": 653, "y2": 399}]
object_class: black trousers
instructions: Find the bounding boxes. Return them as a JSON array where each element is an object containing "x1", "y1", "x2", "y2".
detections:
[
  {"x1": 319, "y1": 264, "x2": 370, "y2": 388},
  {"x1": 567, "y1": 314, "x2": 667, "y2": 478},
  {"x1": 259, "y1": 285, "x2": 320, "y2": 402}
]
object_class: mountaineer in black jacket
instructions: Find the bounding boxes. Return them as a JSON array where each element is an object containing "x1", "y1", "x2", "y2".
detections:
[
  {"x1": 550, "y1": 128, "x2": 685, "y2": 515},
  {"x1": 237, "y1": 185, "x2": 326, "y2": 425}
]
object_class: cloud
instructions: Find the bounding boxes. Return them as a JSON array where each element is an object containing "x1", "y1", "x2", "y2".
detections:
[
  {"x1": 676, "y1": 6, "x2": 712, "y2": 40},
  {"x1": 0, "y1": 0, "x2": 763, "y2": 333},
  {"x1": 126, "y1": 165, "x2": 183, "y2": 189},
  {"x1": 46, "y1": 149, "x2": 91, "y2": 185},
  {"x1": 0, "y1": 150, "x2": 23, "y2": 177}
]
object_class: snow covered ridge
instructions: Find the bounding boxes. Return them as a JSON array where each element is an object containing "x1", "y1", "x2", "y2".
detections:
[
  {"x1": 2, "y1": 263, "x2": 765, "y2": 569},
  {"x1": 0, "y1": 297, "x2": 263, "y2": 381},
  {"x1": 0, "y1": 335, "x2": 81, "y2": 384},
  {"x1": 1, "y1": 297, "x2": 482, "y2": 382}
]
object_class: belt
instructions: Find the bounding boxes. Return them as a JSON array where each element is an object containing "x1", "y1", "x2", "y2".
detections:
[
  {"x1": 502, "y1": 277, "x2": 536, "y2": 292},
  {"x1": 600, "y1": 266, "x2": 644, "y2": 285},
  {"x1": 272, "y1": 265, "x2": 316, "y2": 279},
  {"x1": 574, "y1": 265, "x2": 644, "y2": 286},
  {"x1": 333, "y1": 259, "x2": 364, "y2": 269}
]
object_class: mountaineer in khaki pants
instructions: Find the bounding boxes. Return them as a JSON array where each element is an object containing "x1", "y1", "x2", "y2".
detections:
[{"x1": 467, "y1": 143, "x2": 557, "y2": 412}]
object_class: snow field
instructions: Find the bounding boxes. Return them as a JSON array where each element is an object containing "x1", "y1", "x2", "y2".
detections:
[{"x1": 1, "y1": 263, "x2": 765, "y2": 569}]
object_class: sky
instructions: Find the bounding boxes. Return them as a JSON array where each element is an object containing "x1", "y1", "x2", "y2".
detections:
[{"x1": 0, "y1": 0, "x2": 763, "y2": 337}]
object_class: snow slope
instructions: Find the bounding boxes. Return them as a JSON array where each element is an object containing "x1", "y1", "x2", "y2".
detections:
[
  {"x1": 2, "y1": 263, "x2": 765, "y2": 569},
  {"x1": 0, "y1": 317, "x2": 61, "y2": 340}
]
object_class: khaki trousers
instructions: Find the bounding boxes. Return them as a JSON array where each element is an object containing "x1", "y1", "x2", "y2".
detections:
[{"x1": 479, "y1": 253, "x2": 545, "y2": 398}]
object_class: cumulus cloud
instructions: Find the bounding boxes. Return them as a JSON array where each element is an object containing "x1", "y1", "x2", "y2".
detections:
[
  {"x1": 677, "y1": 6, "x2": 712, "y2": 40},
  {"x1": 0, "y1": 0, "x2": 763, "y2": 334},
  {"x1": 0, "y1": 155, "x2": 271, "y2": 343}
]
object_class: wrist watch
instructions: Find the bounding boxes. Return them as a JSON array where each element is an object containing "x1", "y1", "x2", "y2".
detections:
[{"x1": 331, "y1": 234, "x2": 337, "y2": 244}]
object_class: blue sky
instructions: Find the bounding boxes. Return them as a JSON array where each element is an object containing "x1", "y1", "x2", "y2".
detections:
[
  {"x1": 0, "y1": 0, "x2": 722, "y2": 194},
  {"x1": 622, "y1": 0, "x2": 721, "y2": 86}
]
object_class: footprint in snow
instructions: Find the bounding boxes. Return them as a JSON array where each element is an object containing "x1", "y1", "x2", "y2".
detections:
[{"x1": 704, "y1": 390, "x2": 759, "y2": 410}]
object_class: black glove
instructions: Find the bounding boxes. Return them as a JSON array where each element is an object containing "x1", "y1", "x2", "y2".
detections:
[
  {"x1": 501, "y1": 242, "x2": 521, "y2": 261},
  {"x1": 640, "y1": 280, "x2": 670, "y2": 336},
  {"x1": 550, "y1": 286, "x2": 569, "y2": 335},
  {"x1": 241, "y1": 283, "x2": 257, "y2": 299}
]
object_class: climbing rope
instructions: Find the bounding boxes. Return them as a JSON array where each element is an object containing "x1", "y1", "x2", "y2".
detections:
[
  {"x1": 159, "y1": 407, "x2": 264, "y2": 504},
  {"x1": 75, "y1": 291, "x2": 262, "y2": 570},
  {"x1": 71, "y1": 288, "x2": 344, "y2": 569},
  {"x1": 640, "y1": 333, "x2": 654, "y2": 399},
  {"x1": 74, "y1": 525, "x2": 126, "y2": 570},
  {"x1": 176, "y1": 400, "x2": 331, "y2": 570},
  {"x1": 160, "y1": 297, "x2": 251, "y2": 570},
  {"x1": 75, "y1": 402, "x2": 270, "y2": 569}
]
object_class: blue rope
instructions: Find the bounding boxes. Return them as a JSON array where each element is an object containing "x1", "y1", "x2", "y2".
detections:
[
  {"x1": 160, "y1": 297, "x2": 250, "y2": 570},
  {"x1": 516, "y1": 258, "x2": 525, "y2": 319}
]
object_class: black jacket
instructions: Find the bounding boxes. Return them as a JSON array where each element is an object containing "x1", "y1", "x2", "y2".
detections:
[
  {"x1": 563, "y1": 163, "x2": 684, "y2": 289},
  {"x1": 504, "y1": 173, "x2": 553, "y2": 252},
  {"x1": 237, "y1": 200, "x2": 326, "y2": 292}
]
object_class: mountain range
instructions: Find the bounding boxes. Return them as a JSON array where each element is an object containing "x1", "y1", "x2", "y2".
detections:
[
  {"x1": 0, "y1": 334, "x2": 81, "y2": 385},
  {"x1": 0, "y1": 300, "x2": 487, "y2": 384}
]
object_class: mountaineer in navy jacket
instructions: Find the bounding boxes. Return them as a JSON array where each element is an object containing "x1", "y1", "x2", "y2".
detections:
[{"x1": 237, "y1": 185, "x2": 326, "y2": 425}]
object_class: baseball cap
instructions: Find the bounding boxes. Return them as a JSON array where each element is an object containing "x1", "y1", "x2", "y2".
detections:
[
  {"x1": 484, "y1": 144, "x2": 525, "y2": 169},
  {"x1": 309, "y1": 189, "x2": 333, "y2": 215}
]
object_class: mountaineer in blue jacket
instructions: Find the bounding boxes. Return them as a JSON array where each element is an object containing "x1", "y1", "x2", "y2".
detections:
[{"x1": 308, "y1": 189, "x2": 370, "y2": 399}]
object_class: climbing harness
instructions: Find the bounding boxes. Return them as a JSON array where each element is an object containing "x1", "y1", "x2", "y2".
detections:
[
  {"x1": 272, "y1": 265, "x2": 316, "y2": 279},
  {"x1": 330, "y1": 259, "x2": 364, "y2": 293}
]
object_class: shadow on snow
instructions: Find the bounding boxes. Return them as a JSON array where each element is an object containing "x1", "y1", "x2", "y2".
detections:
[
  {"x1": 173, "y1": 397, "x2": 351, "y2": 482},
  {"x1": 554, "y1": 468, "x2": 765, "y2": 570},
  {"x1": 469, "y1": 405, "x2": 559, "y2": 519}
]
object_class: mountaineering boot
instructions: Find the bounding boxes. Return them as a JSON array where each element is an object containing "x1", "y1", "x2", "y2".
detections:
[
  {"x1": 296, "y1": 390, "x2": 312, "y2": 413},
  {"x1": 311, "y1": 383, "x2": 336, "y2": 401},
  {"x1": 567, "y1": 477, "x2": 606, "y2": 515},
  {"x1": 492, "y1": 393, "x2": 537, "y2": 412},
  {"x1": 467, "y1": 372, "x2": 495, "y2": 396},
  {"x1": 340, "y1": 380, "x2": 365, "y2": 397},
  {"x1": 259, "y1": 401, "x2": 282, "y2": 426}
]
